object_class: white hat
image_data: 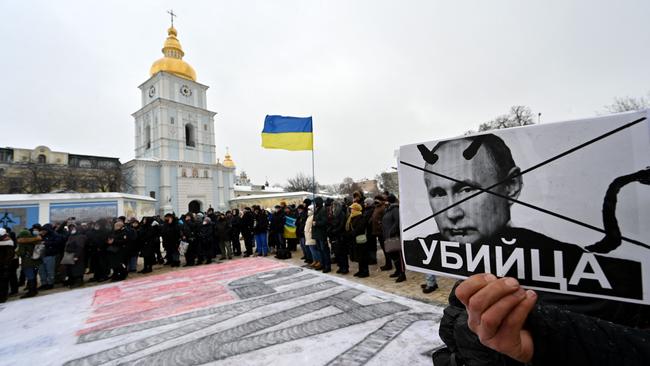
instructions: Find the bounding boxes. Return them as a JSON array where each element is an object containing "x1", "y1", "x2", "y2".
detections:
[{"x1": 0, "y1": 228, "x2": 6, "y2": 237}]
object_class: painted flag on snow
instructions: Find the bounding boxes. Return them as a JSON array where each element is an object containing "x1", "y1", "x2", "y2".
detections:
[{"x1": 261, "y1": 115, "x2": 313, "y2": 151}]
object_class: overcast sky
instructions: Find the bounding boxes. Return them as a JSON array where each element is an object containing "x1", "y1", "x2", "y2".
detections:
[{"x1": 1, "y1": 0, "x2": 649, "y2": 186}]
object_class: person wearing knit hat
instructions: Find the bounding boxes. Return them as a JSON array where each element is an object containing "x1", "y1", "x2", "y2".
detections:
[
  {"x1": 346, "y1": 203, "x2": 370, "y2": 277},
  {"x1": 16, "y1": 228, "x2": 43, "y2": 298}
]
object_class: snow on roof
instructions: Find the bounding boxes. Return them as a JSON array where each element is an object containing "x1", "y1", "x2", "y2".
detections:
[
  {"x1": 230, "y1": 191, "x2": 336, "y2": 201},
  {"x1": 233, "y1": 185, "x2": 285, "y2": 193},
  {"x1": 0, "y1": 192, "x2": 156, "y2": 203}
]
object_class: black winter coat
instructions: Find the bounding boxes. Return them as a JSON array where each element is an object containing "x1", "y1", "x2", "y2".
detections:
[
  {"x1": 241, "y1": 211, "x2": 254, "y2": 236},
  {"x1": 214, "y1": 219, "x2": 230, "y2": 241},
  {"x1": 270, "y1": 212, "x2": 285, "y2": 234},
  {"x1": 160, "y1": 222, "x2": 181, "y2": 249},
  {"x1": 253, "y1": 212, "x2": 268, "y2": 234},
  {"x1": 436, "y1": 282, "x2": 650, "y2": 366},
  {"x1": 42, "y1": 230, "x2": 66, "y2": 257}
]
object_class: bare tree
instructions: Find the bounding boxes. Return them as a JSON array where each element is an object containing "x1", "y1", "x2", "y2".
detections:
[
  {"x1": 376, "y1": 171, "x2": 399, "y2": 195},
  {"x1": 87, "y1": 168, "x2": 124, "y2": 192},
  {"x1": 285, "y1": 172, "x2": 318, "y2": 192},
  {"x1": 338, "y1": 177, "x2": 361, "y2": 196},
  {"x1": 23, "y1": 163, "x2": 65, "y2": 193},
  {"x1": 604, "y1": 95, "x2": 649, "y2": 113},
  {"x1": 478, "y1": 105, "x2": 535, "y2": 132}
]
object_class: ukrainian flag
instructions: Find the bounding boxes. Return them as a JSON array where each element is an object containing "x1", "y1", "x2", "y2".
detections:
[{"x1": 261, "y1": 115, "x2": 313, "y2": 151}]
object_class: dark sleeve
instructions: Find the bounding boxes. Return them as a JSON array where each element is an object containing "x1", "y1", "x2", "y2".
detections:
[
  {"x1": 315, "y1": 210, "x2": 327, "y2": 228},
  {"x1": 528, "y1": 304, "x2": 650, "y2": 366},
  {"x1": 354, "y1": 216, "x2": 367, "y2": 237}
]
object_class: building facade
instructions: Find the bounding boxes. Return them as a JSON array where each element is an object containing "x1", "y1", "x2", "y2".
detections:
[
  {"x1": 0, "y1": 145, "x2": 122, "y2": 194},
  {"x1": 122, "y1": 25, "x2": 235, "y2": 214}
]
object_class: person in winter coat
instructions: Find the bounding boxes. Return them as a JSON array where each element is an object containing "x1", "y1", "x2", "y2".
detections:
[
  {"x1": 16, "y1": 229, "x2": 42, "y2": 298},
  {"x1": 38, "y1": 224, "x2": 65, "y2": 290},
  {"x1": 4, "y1": 227, "x2": 19, "y2": 296},
  {"x1": 362, "y1": 198, "x2": 377, "y2": 265},
  {"x1": 312, "y1": 197, "x2": 331, "y2": 273},
  {"x1": 269, "y1": 206, "x2": 285, "y2": 252},
  {"x1": 138, "y1": 217, "x2": 157, "y2": 273},
  {"x1": 433, "y1": 273, "x2": 650, "y2": 366},
  {"x1": 347, "y1": 203, "x2": 369, "y2": 278},
  {"x1": 331, "y1": 201, "x2": 349, "y2": 273},
  {"x1": 0, "y1": 228, "x2": 15, "y2": 302},
  {"x1": 253, "y1": 206, "x2": 269, "y2": 256},
  {"x1": 87, "y1": 221, "x2": 110, "y2": 282},
  {"x1": 240, "y1": 207, "x2": 255, "y2": 257},
  {"x1": 125, "y1": 219, "x2": 141, "y2": 272},
  {"x1": 283, "y1": 206, "x2": 298, "y2": 252},
  {"x1": 160, "y1": 213, "x2": 181, "y2": 267},
  {"x1": 296, "y1": 204, "x2": 312, "y2": 264},
  {"x1": 371, "y1": 196, "x2": 389, "y2": 270},
  {"x1": 180, "y1": 214, "x2": 196, "y2": 266},
  {"x1": 304, "y1": 208, "x2": 321, "y2": 270},
  {"x1": 107, "y1": 222, "x2": 129, "y2": 282},
  {"x1": 382, "y1": 194, "x2": 405, "y2": 283},
  {"x1": 63, "y1": 224, "x2": 87, "y2": 288},
  {"x1": 214, "y1": 214, "x2": 232, "y2": 260},
  {"x1": 198, "y1": 217, "x2": 215, "y2": 264},
  {"x1": 229, "y1": 209, "x2": 242, "y2": 256}
]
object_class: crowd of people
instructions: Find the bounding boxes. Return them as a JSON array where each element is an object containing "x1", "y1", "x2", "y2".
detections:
[{"x1": 0, "y1": 190, "x2": 438, "y2": 303}]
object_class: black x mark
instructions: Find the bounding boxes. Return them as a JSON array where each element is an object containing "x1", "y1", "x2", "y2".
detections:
[{"x1": 400, "y1": 116, "x2": 648, "y2": 249}]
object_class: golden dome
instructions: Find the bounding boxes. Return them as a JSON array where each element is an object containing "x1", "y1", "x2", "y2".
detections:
[
  {"x1": 150, "y1": 26, "x2": 197, "y2": 81},
  {"x1": 223, "y1": 150, "x2": 235, "y2": 168}
]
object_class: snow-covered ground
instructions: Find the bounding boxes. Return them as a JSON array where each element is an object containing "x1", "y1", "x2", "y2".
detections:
[{"x1": 0, "y1": 258, "x2": 444, "y2": 366}]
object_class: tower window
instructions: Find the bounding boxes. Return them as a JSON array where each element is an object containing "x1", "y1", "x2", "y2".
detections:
[
  {"x1": 171, "y1": 117, "x2": 175, "y2": 124},
  {"x1": 185, "y1": 123, "x2": 195, "y2": 147},
  {"x1": 37, "y1": 154, "x2": 46, "y2": 164},
  {"x1": 145, "y1": 125, "x2": 151, "y2": 149},
  {"x1": 149, "y1": 191, "x2": 156, "y2": 199}
]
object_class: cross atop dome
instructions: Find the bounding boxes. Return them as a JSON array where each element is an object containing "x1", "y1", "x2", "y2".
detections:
[{"x1": 149, "y1": 11, "x2": 197, "y2": 81}]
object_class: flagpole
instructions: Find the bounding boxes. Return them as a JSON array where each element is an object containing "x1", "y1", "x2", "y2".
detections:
[{"x1": 311, "y1": 136, "x2": 316, "y2": 202}]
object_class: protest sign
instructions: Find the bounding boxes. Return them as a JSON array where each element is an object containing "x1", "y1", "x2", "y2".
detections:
[{"x1": 398, "y1": 110, "x2": 650, "y2": 304}]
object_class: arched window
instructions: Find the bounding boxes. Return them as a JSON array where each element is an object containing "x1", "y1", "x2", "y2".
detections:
[
  {"x1": 37, "y1": 154, "x2": 46, "y2": 164},
  {"x1": 185, "y1": 124, "x2": 195, "y2": 147},
  {"x1": 145, "y1": 125, "x2": 151, "y2": 149}
]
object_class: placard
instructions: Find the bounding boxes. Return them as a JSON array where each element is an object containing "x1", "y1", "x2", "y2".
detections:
[{"x1": 398, "y1": 110, "x2": 650, "y2": 304}]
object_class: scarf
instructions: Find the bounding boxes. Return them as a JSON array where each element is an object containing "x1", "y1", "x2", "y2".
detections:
[{"x1": 345, "y1": 203, "x2": 363, "y2": 231}]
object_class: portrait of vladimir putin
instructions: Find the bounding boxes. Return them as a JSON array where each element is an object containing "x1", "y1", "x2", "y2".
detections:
[
  {"x1": 422, "y1": 134, "x2": 522, "y2": 245},
  {"x1": 402, "y1": 132, "x2": 646, "y2": 302}
]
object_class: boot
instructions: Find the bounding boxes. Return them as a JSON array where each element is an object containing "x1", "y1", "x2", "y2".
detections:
[
  {"x1": 312, "y1": 261, "x2": 322, "y2": 270},
  {"x1": 20, "y1": 279, "x2": 38, "y2": 299}
]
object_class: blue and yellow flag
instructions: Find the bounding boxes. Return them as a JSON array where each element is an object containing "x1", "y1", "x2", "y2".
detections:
[{"x1": 261, "y1": 115, "x2": 313, "y2": 151}]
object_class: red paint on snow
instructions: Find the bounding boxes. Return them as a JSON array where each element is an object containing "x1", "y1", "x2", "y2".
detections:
[{"x1": 77, "y1": 258, "x2": 287, "y2": 335}]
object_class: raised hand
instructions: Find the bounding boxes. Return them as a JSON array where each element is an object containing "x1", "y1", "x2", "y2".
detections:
[{"x1": 455, "y1": 273, "x2": 537, "y2": 363}]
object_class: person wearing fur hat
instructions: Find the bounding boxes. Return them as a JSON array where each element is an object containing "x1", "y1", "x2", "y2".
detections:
[
  {"x1": 16, "y1": 228, "x2": 43, "y2": 298},
  {"x1": 0, "y1": 228, "x2": 15, "y2": 302}
]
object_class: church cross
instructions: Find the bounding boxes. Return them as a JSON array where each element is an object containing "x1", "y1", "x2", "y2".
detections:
[{"x1": 167, "y1": 9, "x2": 177, "y2": 27}]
